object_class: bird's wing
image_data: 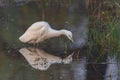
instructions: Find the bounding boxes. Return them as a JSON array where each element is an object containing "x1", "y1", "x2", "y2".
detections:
[
  {"x1": 27, "y1": 24, "x2": 45, "y2": 32},
  {"x1": 34, "y1": 25, "x2": 52, "y2": 43}
]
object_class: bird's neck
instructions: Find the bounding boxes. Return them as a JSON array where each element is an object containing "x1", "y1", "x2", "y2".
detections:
[{"x1": 46, "y1": 29, "x2": 65, "y2": 38}]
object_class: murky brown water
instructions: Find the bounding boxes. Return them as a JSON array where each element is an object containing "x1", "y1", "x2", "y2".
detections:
[{"x1": 0, "y1": 0, "x2": 120, "y2": 80}]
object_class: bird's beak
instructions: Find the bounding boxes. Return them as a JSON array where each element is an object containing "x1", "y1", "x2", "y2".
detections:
[
  {"x1": 70, "y1": 37, "x2": 74, "y2": 43},
  {"x1": 67, "y1": 35, "x2": 74, "y2": 43},
  {"x1": 71, "y1": 39, "x2": 74, "y2": 43}
]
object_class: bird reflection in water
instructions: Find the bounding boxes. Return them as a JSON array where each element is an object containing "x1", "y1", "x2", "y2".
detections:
[{"x1": 19, "y1": 48, "x2": 74, "y2": 70}]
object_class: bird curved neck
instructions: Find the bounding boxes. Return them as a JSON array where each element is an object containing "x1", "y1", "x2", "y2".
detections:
[{"x1": 46, "y1": 29, "x2": 65, "y2": 38}]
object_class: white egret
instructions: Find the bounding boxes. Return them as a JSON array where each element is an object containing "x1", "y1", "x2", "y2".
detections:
[{"x1": 19, "y1": 21, "x2": 73, "y2": 44}]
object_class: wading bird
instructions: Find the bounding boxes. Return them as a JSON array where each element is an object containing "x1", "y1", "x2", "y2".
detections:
[{"x1": 19, "y1": 21, "x2": 73, "y2": 44}]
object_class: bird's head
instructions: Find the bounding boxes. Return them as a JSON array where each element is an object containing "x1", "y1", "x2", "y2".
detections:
[{"x1": 62, "y1": 30, "x2": 73, "y2": 42}]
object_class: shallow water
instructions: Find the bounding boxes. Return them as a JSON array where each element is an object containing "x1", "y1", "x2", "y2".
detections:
[
  {"x1": 0, "y1": 47, "x2": 120, "y2": 80},
  {"x1": 0, "y1": 0, "x2": 120, "y2": 80}
]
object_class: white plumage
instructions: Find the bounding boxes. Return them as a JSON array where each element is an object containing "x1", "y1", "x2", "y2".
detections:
[{"x1": 19, "y1": 21, "x2": 73, "y2": 44}]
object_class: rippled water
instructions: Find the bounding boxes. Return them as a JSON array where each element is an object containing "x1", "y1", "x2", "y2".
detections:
[{"x1": 0, "y1": 0, "x2": 120, "y2": 80}]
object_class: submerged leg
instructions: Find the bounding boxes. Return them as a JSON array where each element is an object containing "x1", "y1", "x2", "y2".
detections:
[{"x1": 33, "y1": 43, "x2": 39, "y2": 48}]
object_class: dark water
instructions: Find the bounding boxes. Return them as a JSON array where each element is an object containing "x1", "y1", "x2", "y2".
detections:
[{"x1": 0, "y1": 0, "x2": 120, "y2": 80}]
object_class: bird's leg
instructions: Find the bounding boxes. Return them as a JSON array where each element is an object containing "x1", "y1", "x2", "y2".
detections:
[
  {"x1": 32, "y1": 40, "x2": 38, "y2": 48},
  {"x1": 30, "y1": 43, "x2": 35, "y2": 52},
  {"x1": 33, "y1": 43, "x2": 39, "y2": 48},
  {"x1": 31, "y1": 44, "x2": 36, "y2": 52},
  {"x1": 33, "y1": 43, "x2": 36, "y2": 48},
  {"x1": 35, "y1": 43, "x2": 37, "y2": 47},
  {"x1": 36, "y1": 43, "x2": 39, "y2": 47}
]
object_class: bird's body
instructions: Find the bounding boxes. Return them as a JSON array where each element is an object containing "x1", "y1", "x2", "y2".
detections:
[{"x1": 19, "y1": 21, "x2": 73, "y2": 44}]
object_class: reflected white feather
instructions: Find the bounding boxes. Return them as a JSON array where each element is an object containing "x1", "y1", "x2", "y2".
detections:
[{"x1": 19, "y1": 47, "x2": 73, "y2": 70}]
